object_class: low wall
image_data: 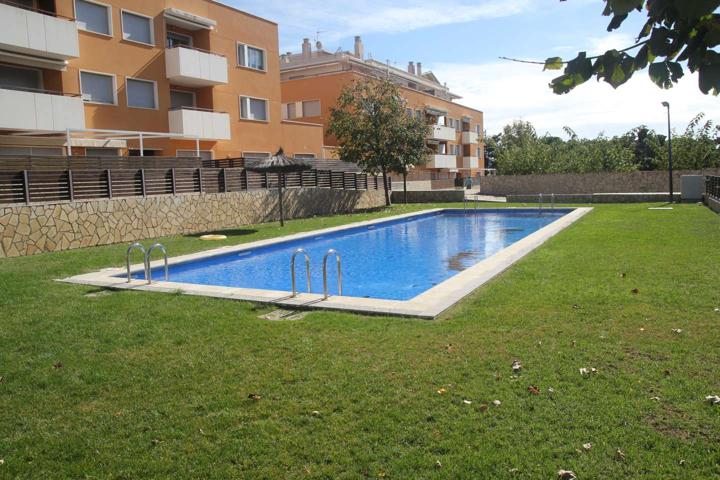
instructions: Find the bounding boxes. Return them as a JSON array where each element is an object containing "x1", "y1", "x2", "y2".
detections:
[
  {"x1": 391, "y1": 190, "x2": 464, "y2": 203},
  {"x1": 707, "y1": 196, "x2": 720, "y2": 214},
  {"x1": 480, "y1": 169, "x2": 720, "y2": 195},
  {"x1": 506, "y1": 193, "x2": 673, "y2": 204},
  {"x1": 0, "y1": 188, "x2": 385, "y2": 258}
]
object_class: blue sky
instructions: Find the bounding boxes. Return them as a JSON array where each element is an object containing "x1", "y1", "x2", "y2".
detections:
[{"x1": 228, "y1": 0, "x2": 716, "y2": 138}]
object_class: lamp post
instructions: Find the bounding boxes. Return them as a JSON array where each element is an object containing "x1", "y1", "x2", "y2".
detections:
[{"x1": 661, "y1": 101, "x2": 673, "y2": 203}]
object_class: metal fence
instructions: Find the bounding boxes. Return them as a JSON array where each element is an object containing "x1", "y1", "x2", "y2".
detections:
[
  {"x1": 0, "y1": 168, "x2": 390, "y2": 205},
  {"x1": 707, "y1": 175, "x2": 720, "y2": 201}
]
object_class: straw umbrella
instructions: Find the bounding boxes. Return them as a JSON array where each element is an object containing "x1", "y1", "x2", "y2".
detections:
[{"x1": 245, "y1": 148, "x2": 311, "y2": 226}]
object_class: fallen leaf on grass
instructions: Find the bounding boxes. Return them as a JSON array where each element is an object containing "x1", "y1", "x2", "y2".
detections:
[
  {"x1": 580, "y1": 367, "x2": 597, "y2": 376},
  {"x1": 615, "y1": 449, "x2": 626, "y2": 461},
  {"x1": 672, "y1": 328, "x2": 683, "y2": 334},
  {"x1": 714, "y1": 307, "x2": 719, "y2": 313},
  {"x1": 572, "y1": 304, "x2": 581, "y2": 310},
  {"x1": 53, "y1": 362, "x2": 63, "y2": 369},
  {"x1": 0, "y1": 376, "x2": 4, "y2": 383},
  {"x1": 311, "y1": 410, "x2": 321, "y2": 416},
  {"x1": 557, "y1": 469, "x2": 577, "y2": 479},
  {"x1": 650, "y1": 396, "x2": 661, "y2": 401},
  {"x1": 528, "y1": 386, "x2": 541, "y2": 395},
  {"x1": 492, "y1": 400, "x2": 501, "y2": 406},
  {"x1": 619, "y1": 272, "x2": 626, "y2": 278},
  {"x1": 511, "y1": 360, "x2": 522, "y2": 372},
  {"x1": 151, "y1": 438, "x2": 163, "y2": 446},
  {"x1": 435, "y1": 460, "x2": 442, "y2": 468},
  {"x1": 631, "y1": 288, "x2": 639, "y2": 294},
  {"x1": 679, "y1": 459, "x2": 685, "y2": 466},
  {"x1": 582, "y1": 443, "x2": 592, "y2": 451},
  {"x1": 548, "y1": 387, "x2": 555, "y2": 393},
  {"x1": 378, "y1": 470, "x2": 386, "y2": 478},
  {"x1": 706, "y1": 395, "x2": 720, "y2": 405},
  {"x1": 248, "y1": 393, "x2": 262, "y2": 401},
  {"x1": 0, "y1": 459, "x2": 4, "y2": 466},
  {"x1": 479, "y1": 404, "x2": 489, "y2": 412},
  {"x1": 463, "y1": 399, "x2": 472, "y2": 405},
  {"x1": 639, "y1": 327, "x2": 645, "y2": 332},
  {"x1": 444, "y1": 343, "x2": 455, "y2": 353},
  {"x1": 509, "y1": 467, "x2": 519, "y2": 474},
  {"x1": 436, "y1": 388, "x2": 447, "y2": 395}
]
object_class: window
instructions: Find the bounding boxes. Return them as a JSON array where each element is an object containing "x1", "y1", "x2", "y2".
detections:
[
  {"x1": 170, "y1": 90, "x2": 196, "y2": 109},
  {"x1": 0, "y1": 146, "x2": 64, "y2": 156},
  {"x1": 80, "y1": 71, "x2": 115, "y2": 104},
  {"x1": 166, "y1": 31, "x2": 192, "y2": 48},
  {"x1": 405, "y1": 108, "x2": 413, "y2": 117},
  {"x1": 85, "y1": 148, "x2": 119, "y2": 156},
  {"x1": 75, "y1": 0, "x2": 111, "y2": 36},
  {"x1": 177, "y1": 149, "x2": 213, "y2": 160},
  {"x1": 476, "y1": 124, "x2": 481, "y2": 135},
  {"x1": 126, "y1": 78, "x2": 157, "y2": 109},
  {"x1": 294, "y1": 153, "x2": 316, "y2": 159},
  {"x1": 476, "y1": 148, "x2": 481, "y2": 157},
  {"x1": 0, "y1": 64, "x2": 42, "y2": 91},
  {"x1": 121, "y1": 10, "x2": 153, "y2": 45},
  {"x1": 237, "y1": 44, "x2": 266, "y2": 70},
  {"x1": 240, "y1": 96, "x2": 268, "y2": 121},
  {"x1": 281, "y1": 103, "x2": 296, "y2": 120},
  {"x1": 301, "y1": 100, "x2": 320, "y2": 117}
]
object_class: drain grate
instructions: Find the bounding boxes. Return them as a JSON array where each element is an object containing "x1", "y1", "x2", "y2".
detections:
[{"x1": 259, "y1": 309, "x2": 309, "y2": 321}]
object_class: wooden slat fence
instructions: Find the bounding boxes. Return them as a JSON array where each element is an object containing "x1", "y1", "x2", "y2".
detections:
[{"x1": 0, "y1": 168, "x2": 390, "y2": 205}]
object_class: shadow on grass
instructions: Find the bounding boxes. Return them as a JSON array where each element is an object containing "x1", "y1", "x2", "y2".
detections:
[{"x1": 185, "y1": 228, "x2": 259, "y2": 239}]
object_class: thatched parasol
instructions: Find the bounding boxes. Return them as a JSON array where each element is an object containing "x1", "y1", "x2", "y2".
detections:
[{"x1": 245, "y1": 148, "x2": 311, "y2": 226}]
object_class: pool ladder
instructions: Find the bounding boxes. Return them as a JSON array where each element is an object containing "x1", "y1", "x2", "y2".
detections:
[
  {"x1": 290, "y1": 248, "x2": 343, "y2": 299},
  {"x1": 126, "y1": 242, "x2": 168, "y2": 284},
  {"x1": 538, "y1": 193, "x2": 555, "y2": 212}
]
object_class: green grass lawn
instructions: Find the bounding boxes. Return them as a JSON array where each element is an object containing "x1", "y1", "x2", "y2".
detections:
[{"x1": 1, "y1": 202, "x2": 719, "y2": 479}]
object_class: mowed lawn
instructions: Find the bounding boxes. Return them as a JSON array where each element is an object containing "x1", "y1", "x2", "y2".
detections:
[{"x1": 1, "y1": 203, "x2": 719, "y2": 479}]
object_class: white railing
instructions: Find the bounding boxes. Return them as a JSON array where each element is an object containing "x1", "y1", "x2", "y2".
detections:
[
  {"x1": 168, "y1": 107, "x2": 230, "y2": 140},
  {"x1": 0, "y1": 88, "x2": 84, "y2": 131},
  {"x1": 462, "y1": 156, "x2": 479, "y2": 169},
  {"x1": 0, "y1": 2, "x2": 79, "y2": 60},
  {"x1": 428, "y1": 154, "x2": 457, "y2": 169},
  {"x1": 165, "y1": 46, "x2": 228, "y2": 87},
  {"x1": 462, "y1": 131, "x2": 479, "y2": 144},
  {"x1": 429, "y1": 124, "x2": 456, "y2": 142}
]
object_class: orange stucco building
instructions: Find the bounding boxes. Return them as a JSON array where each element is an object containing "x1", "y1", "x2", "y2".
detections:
[
  {"x1": 280, "y1": 37, "x2": 485, "y2": 180},
  {"x1": 0, "y1": 0, "x2": 323, "y2": 160}
]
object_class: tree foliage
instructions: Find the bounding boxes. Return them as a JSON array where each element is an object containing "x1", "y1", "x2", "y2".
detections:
[
  {"x1": 545, "y1": 0, "x2": 720, "y2": 95},
  {"x1": 489, "y1": 114, "x2": 720, "y2": 175},
  {"x1": 328, "y1": 79, "x2": 429, "y2": 205}
]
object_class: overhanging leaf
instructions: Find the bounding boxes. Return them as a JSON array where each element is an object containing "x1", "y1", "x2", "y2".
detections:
[{"x1": 544, "y1": 57, "x2": 564, "y2": 71}]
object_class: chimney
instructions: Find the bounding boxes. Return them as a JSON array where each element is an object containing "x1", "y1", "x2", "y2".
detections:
[
  {"x1": 407, "y1": 61, "x2": 415, "y2": 75},
  {"x1": 302, "y1": 38, "x2": 311, "y2": 59},
  {"x1": 315, "y1": 40, "x2": 323, "y2": 51},
  {"x1": 416, "y1": 62, "x2": 422, "y2": 75},
  {"x1": 353, "y1": 35, "x2": 364, "y2": 59}
]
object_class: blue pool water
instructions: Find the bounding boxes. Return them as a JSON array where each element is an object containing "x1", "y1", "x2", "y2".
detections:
[{"x1": 134, "y1": 209, "x2": 572, "y2": 300}]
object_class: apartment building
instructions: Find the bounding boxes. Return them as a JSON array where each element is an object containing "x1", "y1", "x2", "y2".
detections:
[
  {"x1": 280, "y1": 36, "x2": 484, "y2": 180},
  {"x1": 0, "y1": 0, "x2": 323, "y2": 160}
]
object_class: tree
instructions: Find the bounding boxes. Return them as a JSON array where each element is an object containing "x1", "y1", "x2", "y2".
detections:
[
  {"x1": 539, "y1": 0, "x2": 720, "y2": 95},
  {"x1": 328, "y1": 79, "x2": 429, "y2": 206}
]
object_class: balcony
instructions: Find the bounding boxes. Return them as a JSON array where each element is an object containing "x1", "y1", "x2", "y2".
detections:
[
  {"x1": 427, "y1": 154, "x2": 457, "y2": 169},
  {"x1": 462, "y1": 131, "x2": 479, "y2": 144},
  {"x1": 462, "y1": 156, "x2": 480, "y2": 169},
  {"x1": 0, "y1": 87, "x2": 84, "y2": 131},
  {"x1": 168, "y1": 107, "x2": 230, "y2": 140},
  {"x1": 0, "y1": 2, "x2": 79, "y2": 64},
  {"x1": 429, "y1": 124, "x2": 456, "y2": 142},
  {"x1": 165, "y1": 46, "x2": 228, "y2": 87}
]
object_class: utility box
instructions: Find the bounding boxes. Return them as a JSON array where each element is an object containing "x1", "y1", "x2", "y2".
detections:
[{"x1": 681, "y1": 175, "x2": 704, "y2": 202}]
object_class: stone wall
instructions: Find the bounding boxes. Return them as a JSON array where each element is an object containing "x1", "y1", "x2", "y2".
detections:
[
  {"x1": 391, "y1": 190, "x2": 465, "y2": 203},
  {"x1": 0, "y1": 188, "x2": 385, "y2": 258},
  {"x1": 479, "y1": 169, "x2": 720, "y2": 195}
]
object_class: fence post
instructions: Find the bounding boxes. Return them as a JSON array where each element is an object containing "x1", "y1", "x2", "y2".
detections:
[
  {"x1": 314, "y1": 169, "x2": 319, "y2": 187},
  {"x1": 22, "y1": 170, "x2": 30, "y2": 204},
  {"x1": 353, "y1": 173, "x2": 358, "y2": 190},
  {"x1": 242, "y1": 169, "x2": 248, "y2": 190},
  {"x1": 299, "y1": 170, "x2": 304, "y2": 188},
  {"x1": 198, "y1": 168, "x2": 204, "y2": 193},
  {"x1": 329, "y1": 171, "x2": 334, "y2": 189},
  {"x1": 263, "y1": 172, "x2": 268, "y2": 189},
  {"x1": 68, "y1": 170, "x2": 74, "y2": 201},
  {"x1": 171, "y1": 168, "x2": 177, "y2": 195},
  {"x1": 107, "y1": 169, "x2": 113, "y2": 199},
  {"x1": 222, "y1": 168, "x2": 228, "y2": 192},
  {"x1": 140, "y1": 168, "x2": 146, "y2": 197},
  {"x1": 374, "y1": 175, "x2": 378, "y2": 190}
]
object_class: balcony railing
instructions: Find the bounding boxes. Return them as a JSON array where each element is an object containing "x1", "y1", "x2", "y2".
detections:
[
  {"x1": 0, "y1": 87, "x2": 85, "y2": 131},
  {"x1": 427, "y1": 154, "x2": 457, "y2": 169},
  {"x1": 429, "y1": 124, "x2": 456, "y2": 142},
  {"x1": 165, "y1": 46, "x2": 228, "y2": 87},
  {"x1": 462, "y1": 131, "x2": 479, "y2": 144},
  {"x1": 462, "y1": 156, "x2": 479, "y2": 169},
  {"x1": 168, "y1": 107, "x2": 231, "y2": 140},
  {"x1": 0, "y1": 1, "x2": 79, "y2": 60},
  {"x1": 0, "y1": 0, "x2": 73, "y2": 19}
]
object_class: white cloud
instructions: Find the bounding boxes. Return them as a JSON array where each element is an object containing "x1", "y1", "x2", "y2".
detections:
[
  {"x1": 226, "y1": 0, "x2": 534, "y2": 49},
  {"x1": 432, "y1": 61, "x2": 716, "y2": 138}
]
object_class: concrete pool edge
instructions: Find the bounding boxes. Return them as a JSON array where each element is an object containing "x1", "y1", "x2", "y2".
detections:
[{"x1": 59, "y1": 207, "x2": 593, "y2": 319}]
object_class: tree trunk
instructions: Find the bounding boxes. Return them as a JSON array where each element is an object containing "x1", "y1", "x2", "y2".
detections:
[
  {"x1": 382, "y1": 168, "x2": 390, "y2": 206},
  {"x1": 402, "y1": 172, "x2": 407, "y2": 204}
]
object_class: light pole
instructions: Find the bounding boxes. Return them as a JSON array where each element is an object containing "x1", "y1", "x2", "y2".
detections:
[{"x1": 662, "y1": 101, "x2": 673, "y2": 203}]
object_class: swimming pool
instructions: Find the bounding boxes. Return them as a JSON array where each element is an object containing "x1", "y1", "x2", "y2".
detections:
[{"x1": 64, "y1": 207, "x2": 592, "y2": 318}]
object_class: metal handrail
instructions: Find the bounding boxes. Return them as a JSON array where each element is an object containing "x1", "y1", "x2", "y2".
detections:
[
  {"x1": 126, "y1": 242, "x2": 147, "y2": 282},
  {"x1": 166, "y1": 44, "x2": 226, "y2": 58},
  {"x1": 145, "y1": 243, "x2": 168, "y2": 284},
  {"x1": 290, "y1": 248, "x2": 311, "y2": 297},
  {"x1": 0, "y1": 84, "x2": 81, "y2": 97},
  {"x1": 322, "y1": 249, "x2": 343, "y2": 299}
]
